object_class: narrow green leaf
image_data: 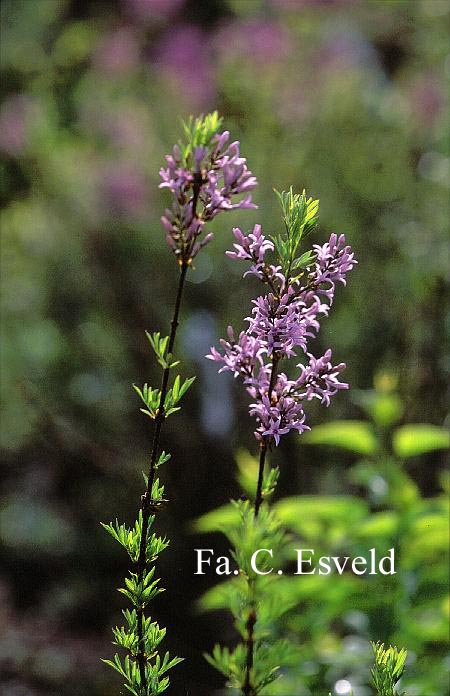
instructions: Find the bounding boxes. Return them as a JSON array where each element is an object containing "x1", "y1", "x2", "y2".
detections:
[
  {"x1": 302, "y1": 420, "x2": 379, "y2": 455},
  {"x1": 393, "y1": 424, "x2": 449, "y2": 458}
]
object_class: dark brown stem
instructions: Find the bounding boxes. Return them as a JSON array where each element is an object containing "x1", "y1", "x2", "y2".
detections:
[
  {"x1": 192, "y1": 171, "x2": 203, "y2": 216},
  {"x1": 242, "y1": 356, "x2": 280, "y2": 695},
  {"x1": 135, "y1": 260, "x2": 188, "y2": 691},
  {"x1": 254, "y1": 439, "x2": 267, "y2": 519},
  {"x1": 260, "y1": 263, "x2": 281, "y2": 298},
  {"x1": 242, "y1": 605, "x2": 256, "y2": 696},
  {"x1": 254, "y1": 355, "x2": 280, "y2": 518}
]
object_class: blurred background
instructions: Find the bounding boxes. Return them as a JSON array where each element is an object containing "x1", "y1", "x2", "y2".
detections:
[{"x1": 0, "y1": 0, "x2": 449, "y2": 694}]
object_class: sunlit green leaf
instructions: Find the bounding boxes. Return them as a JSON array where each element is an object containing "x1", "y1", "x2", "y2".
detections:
[
  {"x1": 274, "y1": 495, "x2": 368, "y2": 537},
  {"x1": 356, "y1": 512, "x2": 398, "y2": 540},
  {"x1": 235, "y1": 448, "x2": 259, "y2": 497},
  {"x1": 302, "y1": 420, "x2": 379, "y2": 455},
  {"x1": 392, "y1": 425, "x2": 449, "y2": 458},
  {"x1": 192, "y1": 503, "x2": 240, "y2": 534}
]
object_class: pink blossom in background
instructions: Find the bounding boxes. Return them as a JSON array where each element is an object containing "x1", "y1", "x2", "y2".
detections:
[
  {"x1": 214, "y1": 20, "x2": 290, "y2": 65},
  {"x1": 94, "y1": 27, "x2": 140, "y2": 75},
  {"x1": 0, "y1": 94, "x2": 37, "y2": 157},
  {"x1": 100, "y1": 108, "x2": 149, "y2": 154},
  {"x1": 271, "y1": 0, "x2": 356, "y2": 8},
  {"x1": 412, "y1": 74, "x2": 444, "y2": 127},
  {"x1": 124, "y1": 0, "x2": 184, "y2": 21},
  {"x1": 154, "y1": 25, "x2": 215, "y2": 108},
  {"x1": 78, "y1": 98, "x2": 151, "y2": 156},
  {"x1": 317, "y1": 31, "x2": 377, "y2": 72},
  {"x1": 102, "y1": 164, "x2": 148, "y2": 218}
]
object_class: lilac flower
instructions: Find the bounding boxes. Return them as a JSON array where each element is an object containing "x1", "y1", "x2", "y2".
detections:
[
  {"x1": 312, "y1": 233, "x2": 357, "y2": 296},
  {"x1": 226, "y1": 225, "x2": 286, "y2": 287},
  {"x1": 293, "y1": 350, "x2": 348, "y2": 406},
  {"x1": 226, "y1": 225, "x2": 274, "y2": 262},
  {"x1": 247, "y1": 369, "x2": 308, "y2": 444},
  {"x1": 159, "y1": 144, "x2": 193, "y2": 196},
  {"x1": 247, "y1": 283, "x2": 332, "y2": 359},
  {"x1": 208, "y1": 206, "x2": 355, "y2": 447},
  {"x1": 201, "y1": 135, "x2": 258, "y2": 218},
  {"x1": 249, "y1": 291, "x2": 308, "y2": 357},
  {"x1": 244, "y1": 351, "x2": 347, "y2": 442},
  {"x1": 159, "y1": 128, "x2": 257, "y2": 263},
  {"x1": 250, "y1": 393, "x2": 308, "y2": 445},
  {"x1": 208, "y1": 305, "x2": 349, "y2": 444},
  {"x1": 207, "y1": 327, "x2": 264, "y2": 379}
]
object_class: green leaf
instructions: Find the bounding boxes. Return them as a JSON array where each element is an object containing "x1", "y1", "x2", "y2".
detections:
[
  {"x1": 180, "y1": 111, "x2": 224, "y2": 166},
  {"x1": 371, "y1": 393, "x2": 404, "y2": 428},
  {"x1": 198, "y1": 578, "x2": 237, "y2": 612},
  {"x1": 172, "y1": 374, "x2": 180, "y2": 401},
  {"x1": 118, "y1": 567, "x2": 164, "y2": 608},
  {"x1": 101, "y1": 513, "x2": 150, "y2": 562},
  {"x1": 164, "y1": 405, "x2": 180, "y2": 417},
  {"x1": 179, "y1": 375, "x2": 196, "y2": 398},
  {"x1": 274, "y1": 495, "x2": 368, "y2": 537},
  {"x1": 235, "y1": 448, "x2": 259, "y2": 497},
  {"x1": 204, "y1": 644, "x2": 232, "y2": 679},
  {"x1": 272, "y1": 188, "x2": 319, "y2": 279},
  {"x1": 405, "y1": 509, "x2": 449, "y2": 563},
  {"x1": 163, "y1": 375, "x2": 195, "y2": 417},
  {"x1": 356, "y1": 512, "x2": 398, "y2": 541},
  {"x1": 290, "y1": 250, "x2": 315, "y2": 271},
  {"x1": 354, "y1": 389, "x2": 404, "y2": 428},
  {"x1": 371, "y1": 642, "x2": 407, "y2": 696},
  {"x1": 262, "y1": 466, "x2": 279, "y2": 499},
  {"x1": 151, "y1": 477, "x2": 166, "y2": 502},
  {"x1": 102, "y1": 653, "x2": 129, "y2": 680},
  {"x1": 192, "y1": 503, "x2": 240, "y2": 534},
  {"x1": 302, "y1": 420, "x2": 379, "y2": 455},
  {"x1": 156, "y1": 451, "x2": 171, "y2": 469},
  {"x1": 158, "y1": 652, "x2": 184, "y2": 676},
  {"x1": 133, "y1": 383, "x2": 161, "y2": 419},
  {"x1": 392, "y1": 424, "x2": 449, "y2": 458},
  {"x1": 146, "y1": 331, "x2": 172, "y2": 369}
]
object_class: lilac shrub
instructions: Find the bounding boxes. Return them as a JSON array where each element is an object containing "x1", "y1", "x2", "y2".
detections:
[
  {"x1": 209, "y1": 189, "x2": 356, "y2": 504},
  {"x1": 102, "y1": 112, "x2": 256, "y2": 696},
  {"x1": 206, "y1": 189, "x2": 356, "y2": 693}
]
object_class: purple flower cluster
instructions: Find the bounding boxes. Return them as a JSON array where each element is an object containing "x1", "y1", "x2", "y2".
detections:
[
  {"x1": 159, "y1": 131, "x2": 257, "y2": 263},
  {"x1": 226, "y1": 225, "x2": 285, "y2": 286},
  {"x1": 295, "y1": 350, "x2": 348, "y2": 407},
  {"x1": 208, "y1": 326, "x2": 264, "y2": 379},
  {"x1": 208, "y1": 222, "x2": 356, "y2": 444},
  {"x1": 247, "y1": 369, "x2": 309, "y2": 445},
  {"x1": 313, "y1": 233, "x2": 356, "y2": 301},
  {"x1": 249, "y1": 288, "x2": 327, "y2": 358}
]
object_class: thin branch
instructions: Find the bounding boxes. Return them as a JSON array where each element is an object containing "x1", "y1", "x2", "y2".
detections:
[
  {"x1": 132, "y1": 168, "x2": 203, "y2": 690},
  {"x1": 135, "y1": 260, "x2": 188, "y2": 690},
  {"x1": 254, "y1": 355, "x2": 280, "y2": 518},
  {"x1": 242, "y1": 355, "x2": 280, "y2": 695},
  {"x1": 242, "y1": 605, "x2": 256, "y2": 696}
]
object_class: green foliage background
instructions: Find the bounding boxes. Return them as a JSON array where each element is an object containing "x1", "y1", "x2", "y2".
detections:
[
  {"x1": 196, "y1": 384, "x2": 449, "y2": 694},
  {"x1": 0, "y1": 1, "x2": 448, "y2": 695}
]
